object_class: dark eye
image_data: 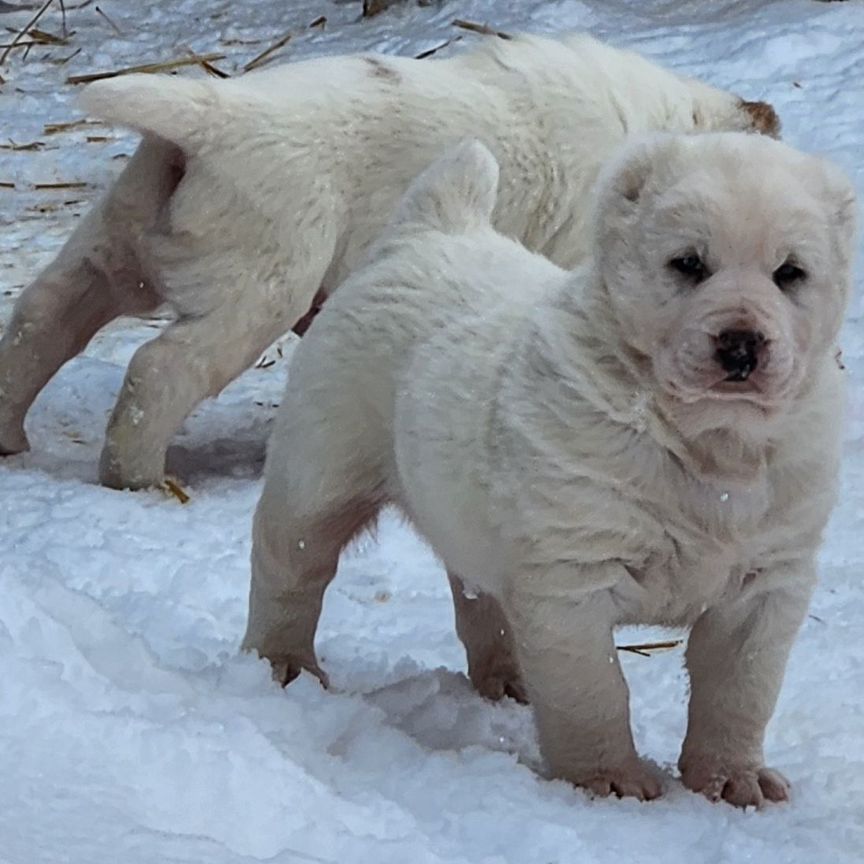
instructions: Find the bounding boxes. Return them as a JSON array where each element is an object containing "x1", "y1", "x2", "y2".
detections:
[
  {"x1": 773, "y1": 261, "x2": 806, "y2": 290},
  {"x1": 669, "y1": 254, "x2": 708, "y2": 283}
]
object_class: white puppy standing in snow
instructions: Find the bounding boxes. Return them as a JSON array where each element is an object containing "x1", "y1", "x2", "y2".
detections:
[
  {"x1": 0, "y1": 32, "x2": 779, "y2": 490},
  {"x1": 244, "y1": 135, "x2": 856, "y2": 807}
]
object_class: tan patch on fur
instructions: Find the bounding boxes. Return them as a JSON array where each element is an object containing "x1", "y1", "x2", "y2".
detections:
[
  {"x1": 740, "y1": 100, "x2": 782, "y2": 138},
  {"x1": 363, "y1": 56, "x2": 401, "y2": 83}
]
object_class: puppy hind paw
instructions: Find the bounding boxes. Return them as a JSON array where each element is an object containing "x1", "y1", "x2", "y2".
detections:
[
  {"x1": 472, "y1": 671, "x2": 529, "y2": 704},
  {"x1": 0, "y1": 423, "x2": 29, "y2": 455},
  {"x1": 468, "y1": 659, "x2": 529, "y2": 704},
  {"x1": 269, "y1": 654, "x2": 330, "y2": 689},
  {"x1": 99, "y1": 456, "x2": 165, "y2": 491}
]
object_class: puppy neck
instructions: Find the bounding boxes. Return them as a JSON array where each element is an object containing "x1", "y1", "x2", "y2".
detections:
[
  {"x1": 544, "y1": 274, "x2": 776, "y2": 486},
  {"x1": 664, "y1": 422, "x2": 770, "y2": 486}
]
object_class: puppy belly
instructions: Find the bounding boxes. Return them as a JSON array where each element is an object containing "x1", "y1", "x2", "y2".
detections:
[{"x1": 399, "y1": 489, "x2": 508, "y2": 598}]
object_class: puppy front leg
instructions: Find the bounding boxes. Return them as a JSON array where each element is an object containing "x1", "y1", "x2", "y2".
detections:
[
  {"x1": 679, "y1": 561, "x2": 815, "y2": 808},
  {"x1": 508, "y1": 579, "x2": 661, "y2": 800}
]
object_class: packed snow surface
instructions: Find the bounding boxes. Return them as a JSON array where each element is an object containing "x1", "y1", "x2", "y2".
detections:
[{"x1": 1, "y1": 1, "x2": 863, "y2": 862}]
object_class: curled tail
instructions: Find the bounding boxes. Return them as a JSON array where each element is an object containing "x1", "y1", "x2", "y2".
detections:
[
  {"x1": 390, "y1": 139, "x2": 500, "y2": 236},
  {"x1": 80, "y1": 74, "x2": 225, "y2": 153}
]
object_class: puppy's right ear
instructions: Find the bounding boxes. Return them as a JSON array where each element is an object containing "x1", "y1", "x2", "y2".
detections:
[
  {"x1": 597, "y1": 134, "x2": 671, "y2": 210},
  {"x1": 390, "y1": 139, "x2": 500, "y2": 236}
]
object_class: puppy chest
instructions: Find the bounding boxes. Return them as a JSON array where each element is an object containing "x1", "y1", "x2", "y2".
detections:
[
  {"x1": 628, "y1": 542, "x2": 749, "y2": 624},
  {"x1": 617, "y1": 491, "x2": 776, "y2": 624}
]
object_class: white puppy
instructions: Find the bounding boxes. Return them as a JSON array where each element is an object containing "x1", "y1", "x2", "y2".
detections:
[
  {"x1": 244, "y1": 135, "x2": 855, "y2": 807},
  {"x1": 0, "y1": 32, "x2": 779, "y2": 489}
]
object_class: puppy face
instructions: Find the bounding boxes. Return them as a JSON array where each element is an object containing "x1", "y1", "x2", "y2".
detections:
[{"x1": 594, "y1": 133, "x2": 856, "y2": 436}]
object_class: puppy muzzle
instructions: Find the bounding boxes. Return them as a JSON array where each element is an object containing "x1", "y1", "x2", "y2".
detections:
[{"x1": 714, "y1": 329, "x2": 767, "y2": 382}]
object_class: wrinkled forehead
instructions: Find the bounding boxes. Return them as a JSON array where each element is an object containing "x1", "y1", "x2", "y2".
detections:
[{"x1": 643, "y1": 156, "x2": 831, "y2": 260}]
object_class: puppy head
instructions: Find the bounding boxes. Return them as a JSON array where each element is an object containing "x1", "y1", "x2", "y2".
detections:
[{"x1": 593, "y1": 132, "x2": 856, "y2": 437}]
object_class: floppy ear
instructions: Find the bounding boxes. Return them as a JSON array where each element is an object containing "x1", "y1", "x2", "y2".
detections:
[
  {"x1": 593, "y1": 134, "x2": 675, "y2": 226},
  {"x1": 803, "y1": 157, "x2": 858, "y2": 262},
  {"x1": 614, "y1": 150, "x2": 655, "y2": 204}
]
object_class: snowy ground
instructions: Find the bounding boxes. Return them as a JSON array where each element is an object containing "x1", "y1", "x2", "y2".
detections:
[{"x1": 1, "y1": 0, "x2": 863, "y2": 862}]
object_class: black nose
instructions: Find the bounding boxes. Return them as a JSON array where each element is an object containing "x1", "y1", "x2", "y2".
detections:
[{"x1": 714, "y1": 329, "x2": 766, "y2": 381}]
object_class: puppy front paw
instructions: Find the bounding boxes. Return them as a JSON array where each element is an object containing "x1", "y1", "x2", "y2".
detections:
[
  {"x1": 680, "y1": 755, "x2": 790, "y2": 808},
  {"x1": 578, "y1": 761, "x2": 663, "y2": 801}
]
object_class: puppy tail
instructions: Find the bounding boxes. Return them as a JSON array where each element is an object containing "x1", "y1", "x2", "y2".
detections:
[
  {"x1": 391, "y1": 139, "x2": 500, "y2": 235},
  {"x1": 79, "y1": 74, "x2": 222, "y2": 152}
]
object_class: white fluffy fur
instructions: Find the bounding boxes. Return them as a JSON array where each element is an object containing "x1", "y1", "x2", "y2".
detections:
[
  {"x1": 0, "y1": 32, "x2": 779, "y2": 489},
  {"x1": 245, "y1": 135, "x2": 856, "y2": 806}
]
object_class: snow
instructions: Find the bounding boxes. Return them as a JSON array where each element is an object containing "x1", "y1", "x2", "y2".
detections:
[{"x1": 1, "y1": 1, "x2": 863, "y2": 861}]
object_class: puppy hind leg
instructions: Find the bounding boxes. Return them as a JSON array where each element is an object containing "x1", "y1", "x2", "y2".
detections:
[
  {"x1": 447, "y1": 571, "x2": 527, "y2": 703},
  {"x1": 0, "y1": 259, "x2": 153, "y2": 455},
  {"x1": 244, "y1": 489, "x2": 383, "y2": 687},
  {"x1": 0, "y1": 137, "x2": 180, "y2": 454},
  {"x1": 99, "y1": 300, "x2": 292, "y2": 489},
  {"x1": 243, "y1": 376, "x2": 388, "y2": 684},
  {"x1": 100, "y1": 206, "x2": 339, "y2": 489}
]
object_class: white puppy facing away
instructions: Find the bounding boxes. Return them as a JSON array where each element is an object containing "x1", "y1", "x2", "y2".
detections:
[
  {"x1": 0, "y1": 32, "x2": 780, "y2": 490},
  {"x1": 244, "y1": 134, "x2": 856, "y2": 807}
]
